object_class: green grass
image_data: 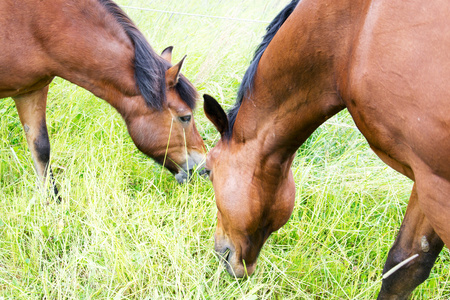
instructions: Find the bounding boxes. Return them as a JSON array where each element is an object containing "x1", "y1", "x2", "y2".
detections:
[{"x1": 1, "y1": 0, "x2": 449, "y2": 299}]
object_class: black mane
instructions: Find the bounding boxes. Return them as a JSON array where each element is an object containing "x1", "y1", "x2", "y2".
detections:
[
  {"x1": 226, "y1": 0, "x2": 299, "y2": 138},
  {"x1": 98, "y1": 0, "x2": 197, "y2": 110}
]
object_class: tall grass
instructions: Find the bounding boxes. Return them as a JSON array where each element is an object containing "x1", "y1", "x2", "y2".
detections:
[{"x1": 1, "y1": 0, "x2": 449, "y2": 299}]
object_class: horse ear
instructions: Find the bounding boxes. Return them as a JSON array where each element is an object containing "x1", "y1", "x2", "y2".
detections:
[
  {"x1": 161, "y1": 46, "x2": 173, "y2": 63},
  {"x1": 203, "y1": 94, "x2": 229, "y2": 136},
  {"x1": 165, "y1": 55, "x2": 186, "y2": 88}
]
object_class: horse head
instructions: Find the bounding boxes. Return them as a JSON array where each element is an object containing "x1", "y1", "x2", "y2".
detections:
[
  {"x1": 125, "y1": 47, "x2": 206, "y2": 183},
  {"x1": 203, "y1": 94, "x2": 295, "y2": 276}
]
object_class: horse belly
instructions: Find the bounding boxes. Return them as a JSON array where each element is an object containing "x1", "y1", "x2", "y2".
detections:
[
  {"x1": 0, "y1": 55, "x2": 53, "y2": 98},
  {"x1": 0, "y1": 2, "x2": 54, "y2": 98},
  {"x1": 0, "y1": 41, "x2": 54, "y2": 98},
  {"x1": 345, "y1": 0, "x2": 450, "y2": 180}
]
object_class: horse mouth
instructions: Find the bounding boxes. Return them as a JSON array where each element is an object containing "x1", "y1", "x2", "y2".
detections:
[
  {"x1": 198, "y1": 166, "x2": 209, "y2": 177},
  {"x1": 174, "y1": 169, "x2": 191, "y2": 184}
]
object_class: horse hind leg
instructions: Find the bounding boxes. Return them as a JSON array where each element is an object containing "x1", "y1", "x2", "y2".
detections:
[
  {"x1": 13, "y1": 85, "x2": 61, "y2": 202},
  {"x1": 377, "y1": 183, "x2": 444, "y2": 300}
]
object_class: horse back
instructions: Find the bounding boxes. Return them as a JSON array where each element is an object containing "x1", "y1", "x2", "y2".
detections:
[{"x1": 0, "y1": 0, "x2": 134, "y2": 98}]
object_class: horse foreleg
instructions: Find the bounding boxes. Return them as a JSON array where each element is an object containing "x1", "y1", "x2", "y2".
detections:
[
  {"x1": 13, "y1": 85, "x2": 61, "y2": 202},
  {"x1": 377, "y1": 183, "x2": 443, "y2": 300}
]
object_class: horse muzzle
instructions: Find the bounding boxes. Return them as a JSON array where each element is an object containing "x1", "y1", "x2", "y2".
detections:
[
  {"x1": 174, "y1": 151, "x2": 206, "y2": 184},
  {"x1": 215, "y1": 237, "x2": 256, "y2": 278}
]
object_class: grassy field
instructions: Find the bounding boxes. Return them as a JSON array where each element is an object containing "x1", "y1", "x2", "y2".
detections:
[{"x1": 1, "y1": 0, "x2": 449, "y2": 299}]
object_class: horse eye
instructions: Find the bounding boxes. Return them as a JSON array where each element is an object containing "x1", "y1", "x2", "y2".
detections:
[{"x1": 178, "y1": 115, "x2": 192, "y2": 123}]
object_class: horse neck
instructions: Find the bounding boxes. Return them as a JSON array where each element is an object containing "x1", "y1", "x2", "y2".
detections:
[
  {"x1": 36, "y1": 0, "x2": 143, "y2": 106},
  {"x1": 232, "y1": 0, "x2": 369, "y2": 166}
]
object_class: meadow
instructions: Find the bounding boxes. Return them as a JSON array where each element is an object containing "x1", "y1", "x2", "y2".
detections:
[{"x1": 1, "y1": 0, "x2": 449, "y2": 299}]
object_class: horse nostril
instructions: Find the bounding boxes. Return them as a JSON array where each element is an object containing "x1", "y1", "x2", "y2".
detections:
[
  {"x1": 216, "y1": 247, "x2": 231, "y2": 262},
  {"x1": 224, "y1": 248, "x2": 231, "y2": 261}
]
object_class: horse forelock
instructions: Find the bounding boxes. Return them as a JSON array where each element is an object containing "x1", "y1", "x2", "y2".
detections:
[
  {"x1": 98, "y1": 0, "x2": 196, "y2": 111},
  {"x1": 226, "y1": 0, "x2": 300, "y2": 139}
]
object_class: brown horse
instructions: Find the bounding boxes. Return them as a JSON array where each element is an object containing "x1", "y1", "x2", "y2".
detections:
[
  {"x1": 0, "y1": 0, "x2": 206, "y2": 196},
  {"x1": 204, "y1": 0, "x2": 450, "y2": 298}
]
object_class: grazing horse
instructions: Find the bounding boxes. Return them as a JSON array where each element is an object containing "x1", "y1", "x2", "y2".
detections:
[
  {"x1": 0, "y1": 0, "x2": 206, "y2": 195},
  {"x1": 203, "y1": 0, "x2": 450, "y2": 298}
]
